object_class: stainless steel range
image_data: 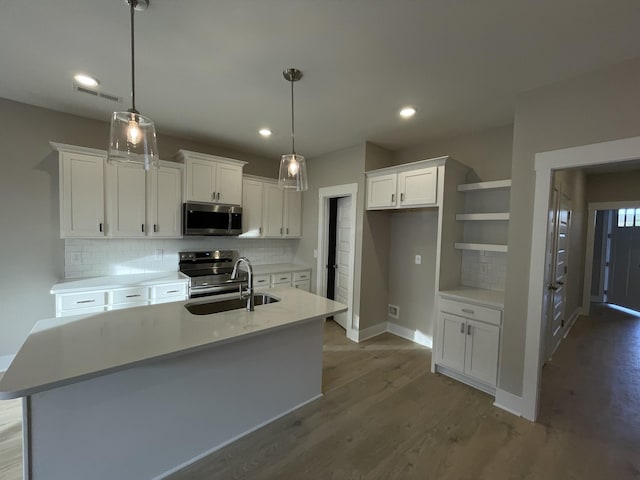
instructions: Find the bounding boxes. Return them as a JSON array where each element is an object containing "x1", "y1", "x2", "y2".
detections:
[{"x1": 179, "y1": 250, "x2": 247, "y2": 299}]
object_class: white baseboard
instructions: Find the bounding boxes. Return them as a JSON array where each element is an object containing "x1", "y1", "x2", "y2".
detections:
[
  {"x1": 155, "y1": 393, "x2": 323, "y2": 479},
  {"x1": 0, "y1": 354, "x2": 15, "y2": 373},
  {"x1": 493, "y1": 388, "x2": 523, "y2": 417},
  {"x1": 356, "y1": 322, "x2": 388, "y2": 342},
  {"x1": 387, "y1": 322, "x2": 433, "y2": 349}
]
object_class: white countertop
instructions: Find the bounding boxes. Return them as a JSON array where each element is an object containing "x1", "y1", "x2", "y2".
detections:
[
  {"x1": 0, "y1": 287, "x2": 346, "y2": 399},
  {"x1": 438, "y1": 287, "x2": 505, "y2": 308},
  {"x1": 251, "y1": 263, "x2": 311, "y2": 275},
  {"x1": 50, "y1": 272, "x2": 189, "y2": 294}
]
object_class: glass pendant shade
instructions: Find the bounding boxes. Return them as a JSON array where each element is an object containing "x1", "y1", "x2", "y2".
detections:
[
  {"x1": 278, "y1": 153, "x2": 308, "y2": 191},
  {"x1": 108, "y1": 111, "x2": 159, "y2": 170}
]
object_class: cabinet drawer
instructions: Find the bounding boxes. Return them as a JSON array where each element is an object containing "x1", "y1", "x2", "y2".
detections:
[
  {"x1": 293, "y1": 270, "x2": 310, "y2": 282},
  {"x1": 112, "y1": 287, "x2": 149, "y2": 305},
  {"x1": 110, "y1": 301, "x2": 149, "y2": 311},
  {"x1": 59, "y1": 305, "x2": 107, "y2": 317},
  {"x1": 254, "y1": 274, "x2": 270, "y2": 289},
  {"x1": 439, "y1": 298, "x2": 501, "y2": 326},
  {"x1": 293, "y1": 280, "x2": 311, "y2": 292},
  {"x1": 60, "y1": 291, "x2": 107, "y2": 311},
  {"x1": 152, "y1": 282, "x2": 188, "y2": 300},
  {"x1": 271, "y1": 272, "x2": 292, "y2": 285}
]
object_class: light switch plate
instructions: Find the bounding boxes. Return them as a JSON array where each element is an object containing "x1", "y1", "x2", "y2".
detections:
[{"x1": 415, "y1": 254, "x2": 422, "y2": 265}]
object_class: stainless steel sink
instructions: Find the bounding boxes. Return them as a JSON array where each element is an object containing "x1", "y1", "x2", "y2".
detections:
[{"x1": 185, "y1": 294, "x2": 280, "y2": 315}]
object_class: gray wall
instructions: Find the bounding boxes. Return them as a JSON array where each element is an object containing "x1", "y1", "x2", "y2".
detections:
[
  {"x1": 387, "y1": 210, "x2": 438, "y2": 336},
  {"x1": 294, "y1": 143, "x2": 366, "y2": 324},
  {"x1": 393, "y1": 124, "x2": 514, "y2": 181},
  {"x1": 586, "y1": 170, "x2": 640, "y2": 203},
  {"x1": 502, "y1": 57, "x2": 640, "y2": 396},
  {"x1": 0, "y1": 98, "x2": 276, "y2": 359}
]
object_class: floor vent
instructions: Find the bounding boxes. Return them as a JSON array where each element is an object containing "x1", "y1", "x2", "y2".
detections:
[{"x1": 74, "y1": 85, "x2": 122, "y2": 103}]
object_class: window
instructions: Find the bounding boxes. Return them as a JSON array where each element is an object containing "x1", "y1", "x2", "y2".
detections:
[{"x1": 617, "y1": 208, "x2": 640, "y2": 227}]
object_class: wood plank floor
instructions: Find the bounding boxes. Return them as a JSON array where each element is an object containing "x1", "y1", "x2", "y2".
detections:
[{"x1": 1, "y1": 307, "x2": 639, "y2": 479}]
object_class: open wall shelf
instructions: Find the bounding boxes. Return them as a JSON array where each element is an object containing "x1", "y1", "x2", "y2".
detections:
[
  {"x1": 454, "y1": 242, "x2": 508, "y2": 253},
  {"x1": 456, "y1": 213, "x2": 510, "y2": 221},
  {"x1": 457, "y1": 179, "x2": 512, "y2": 192}
]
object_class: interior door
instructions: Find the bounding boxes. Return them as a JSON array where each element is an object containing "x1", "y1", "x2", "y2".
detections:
[
  {"x1": 333, "y1": 196, "x2": 353, "y2": 330},
  {"x1": 608, "y1": 208, "x2": 640, "y2": 312},
  {"x1": 545, "y1": 186, "x2": 571, "y2": 359}
]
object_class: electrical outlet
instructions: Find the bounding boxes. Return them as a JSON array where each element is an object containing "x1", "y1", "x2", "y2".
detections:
[
  {"x1": 388, "y1": 304, "x2": 400, "y2": 319},
  {"x1": 154, "y1": 249, "x2": 164, "y2": 260},
  {"x1": 313, "y1": 249, "x2": 318, "y2": 258},
  {"x1": 415, "y1": 254, "x2": 422, "y2": 265}
]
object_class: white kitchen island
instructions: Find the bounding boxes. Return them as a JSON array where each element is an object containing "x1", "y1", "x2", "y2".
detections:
[{"x1": 0, "y1": 287, "x2": 346, "y2": 480}]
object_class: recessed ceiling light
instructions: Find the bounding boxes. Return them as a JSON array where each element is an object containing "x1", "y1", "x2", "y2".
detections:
[
  {"x1": 259, "y1": 128, "x2": 272, "y2": 137},
  {"x1": 400, "y1": 107, "x2": 416, "y2": 118},
  {"x1": 74, "y1": 74, "x2": 100, "y2": 88}
]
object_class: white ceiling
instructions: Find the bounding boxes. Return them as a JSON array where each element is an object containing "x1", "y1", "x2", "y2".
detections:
[{"x1": 1, "y1": 0, "x2": 640, "y2": 158}]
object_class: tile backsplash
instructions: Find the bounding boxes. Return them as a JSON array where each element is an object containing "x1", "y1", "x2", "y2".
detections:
[
  {"x1": 64, "y1": 238, "x2": 297, "y2": 279},
  {"x1": 460, "y1": 250, "x2": 506, "y2": 291}
]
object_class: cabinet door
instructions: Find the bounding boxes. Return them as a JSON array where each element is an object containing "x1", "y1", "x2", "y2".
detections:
[
  {"x1": 106, "y1": 162, "x2": 146, "y2": 237},
  {"x1": 366, "y1": 173, "x2": 397, "y2": 209},
  {"x1": 148, "y1": 165, "x2": 182, "y2": 237},
  {"x1": 263, "y1": 183, "x2": 284, "y2": 237},
  {"x1": 398, "y1": 166, "x2": 437, "y2": 206},
  {"x1": 464, "y1": 319, "x2": 500, "y2": 386},
  {"x1": 186, "y1": 158, "x2": 216, "y2": 202},
  {"x1": 216, "y1": 163, "x2": 243, "y2": 205},
  {"x1": 294, "y1": 280, "x2": 311, "y2": 292},
  {"x1": 436, "y1": 313, "x2": 466, "y2": 373},
  {"x1": 284, "y1": 190, "x2": 302, "y2": 237},
  {"x1": 60, "y1": 152, "x2": 105, "y2": 238},
  {"x1": 241, "y1": 179, "x2": 264, "y2": 237}
]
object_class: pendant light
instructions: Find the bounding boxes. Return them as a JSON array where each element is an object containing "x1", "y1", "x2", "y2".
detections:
[
  {"x1": 278, "y1": 68, "x2": 308, "y2": 191},
  {"x1": 107, "y1": 0, "x2": 158, "y2": 171}
]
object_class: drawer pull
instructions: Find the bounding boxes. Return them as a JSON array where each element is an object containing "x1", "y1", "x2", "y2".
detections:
[
  {"x1": 461, "y1": 308, "x2": 475, "y2": 314},
  {"x1": 460, "y1": 323, "x2": 465, "y2": 334},
  {"x1": 166, "y1": 290, "x2": 179, "y2": 294},
  {"x1": 467, "y1": 324, "x2": 472, "y2": 335},
  {"x1": 77, "y1": 299, "x2": 95, "y2": 304},
  {"x1": 280, "y1": 277, "x2": 288, "y2": 281},
  {"x1": 125, "y1": 294, "x2": 141, "y2": 298}
]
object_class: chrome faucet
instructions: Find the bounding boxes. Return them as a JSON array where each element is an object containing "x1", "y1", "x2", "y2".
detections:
[{"x1": 231, "y1": 257, "x2": 254, "y2": 311}]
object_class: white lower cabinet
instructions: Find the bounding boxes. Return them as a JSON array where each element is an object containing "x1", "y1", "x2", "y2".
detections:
[
  {"x1": 435, "y1": 297, "x2": 501, "y2": 391},
  {"x1": 55, "y1": 281, "x2": 188, "y2": 317}
]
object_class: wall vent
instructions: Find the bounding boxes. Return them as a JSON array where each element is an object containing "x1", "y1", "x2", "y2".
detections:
[
  {"x1": 388, "y1": 304, "x2": 399, "y2": 319},
  {"x1": 73, "y1": 85, "x2": 122, "y2": 103}
]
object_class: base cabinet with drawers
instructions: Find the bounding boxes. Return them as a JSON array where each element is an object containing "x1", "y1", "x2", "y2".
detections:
[
  {"x1": 54, "y1": 280, "x2": 189, "y2": 317},
  {"x1": 434, "y1": 295, "x2": 502, "y2": 392},
  {"x1": 252, "y1": 267, "x2": 311, "y2": 292}
]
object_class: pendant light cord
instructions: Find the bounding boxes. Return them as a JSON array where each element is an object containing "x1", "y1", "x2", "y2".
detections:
[
  {"x1": 290, "y1": 78, "x2": 295, "y2": 155},
  {"x1": 130, "y1": 0, "x2": 138, "y2": 114}
]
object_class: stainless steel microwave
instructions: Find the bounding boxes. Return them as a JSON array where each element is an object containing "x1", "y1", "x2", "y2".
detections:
[{"x1": 183, "y1": 202, "x2": 242, "y2": 236}]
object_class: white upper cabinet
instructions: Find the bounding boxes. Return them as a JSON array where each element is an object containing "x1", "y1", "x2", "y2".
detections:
[
  {"x1": 398, "y1": 166, "x2": 438, "y2": 206},
  {"x1": 367, "y1": 173, "x2": 398, "y2": 209},
  {"x1": 241, "y1": 176, "x2": 302, "y2": 238},
  {"x1": 241, "y1": 178, "x2": 264, "y2": 237},
  {"x1": 53, "y1": 142, "x2": 183, "y2": 239},
  {"x1": 366, "y1": 158, "x2": 443, "y2": 210},
  {"x1": 177, "y1": 150, "x2": 246, "y2": 206},
  {"x1": 106, "y1": 162, "x2": 147, "y2": 237},
  {"x1": 284, "y1": 190, "x2": 302, "y2": 237},
  {"x1": 148, "y1": 164, "x2": 183, "y2": 238},
  {"x1": 54, "y1": 144, "x2": 105, "y2": 238}
]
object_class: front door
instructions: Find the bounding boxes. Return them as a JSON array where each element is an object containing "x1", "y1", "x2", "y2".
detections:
[{"x1": 608, "y1": 208, "x2": 640, "y2": 312}]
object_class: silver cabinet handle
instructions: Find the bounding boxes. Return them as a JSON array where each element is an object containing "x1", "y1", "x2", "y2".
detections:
[
  {"x1": 126, "y1": 294, "x2": 141, "y2": 298},
  {"x1": 467, "y1": 325, "x2": 472, "y2": 335},
  {"x1": 259, "y1": 226, "x2": 263, "y2": 234},
  {"x1": 461, "y1": 308, "x2": 474, "y2": 314},
  {"x1": 286, "y1": 227, "x2": 289, "y2": 234},
  {"x1": 280, "y1": 227, "x2": 283, "y2": 235},
  {"x1": 77, "y1": 299, "x2": 95, "y2": 304},
  {"x1": 166, "y1": 290, "x2": 179, "y2": 293},
  {"x1": 154, "y1": 224, "x2": 158, "y2": 233},
  {"x1": 401, "y1": 193, "x2": 404, "y2": 201},
  {"x1": 460, "y1": 323, "x2": 465, "y2": 334},
  {"x1": 217, "y1": 192, "x2": 220, "y2": 200},
  {"x1": 142, "y1": 224, "x2": 145, "y2": 233},
  {"x1": 212, "y1": 192, "x2": 216, "y2": 201},
  {"x1": 391, "y1": 193, "x2": 395, "y2": 203},
  {"x1": 99, "y1": 222, "x2": 103, "y2": 232}
]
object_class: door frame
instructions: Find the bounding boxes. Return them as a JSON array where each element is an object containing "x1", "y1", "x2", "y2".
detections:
[
  {"x1": 582, "y1": 201, "x2": 640, "y2": 314},
  {"x1": 523, "y1": 135, "x2": 640, "y2": 421},
  {"x1": 317, "y1": 184, "x2": 358, "y2": 339}
]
